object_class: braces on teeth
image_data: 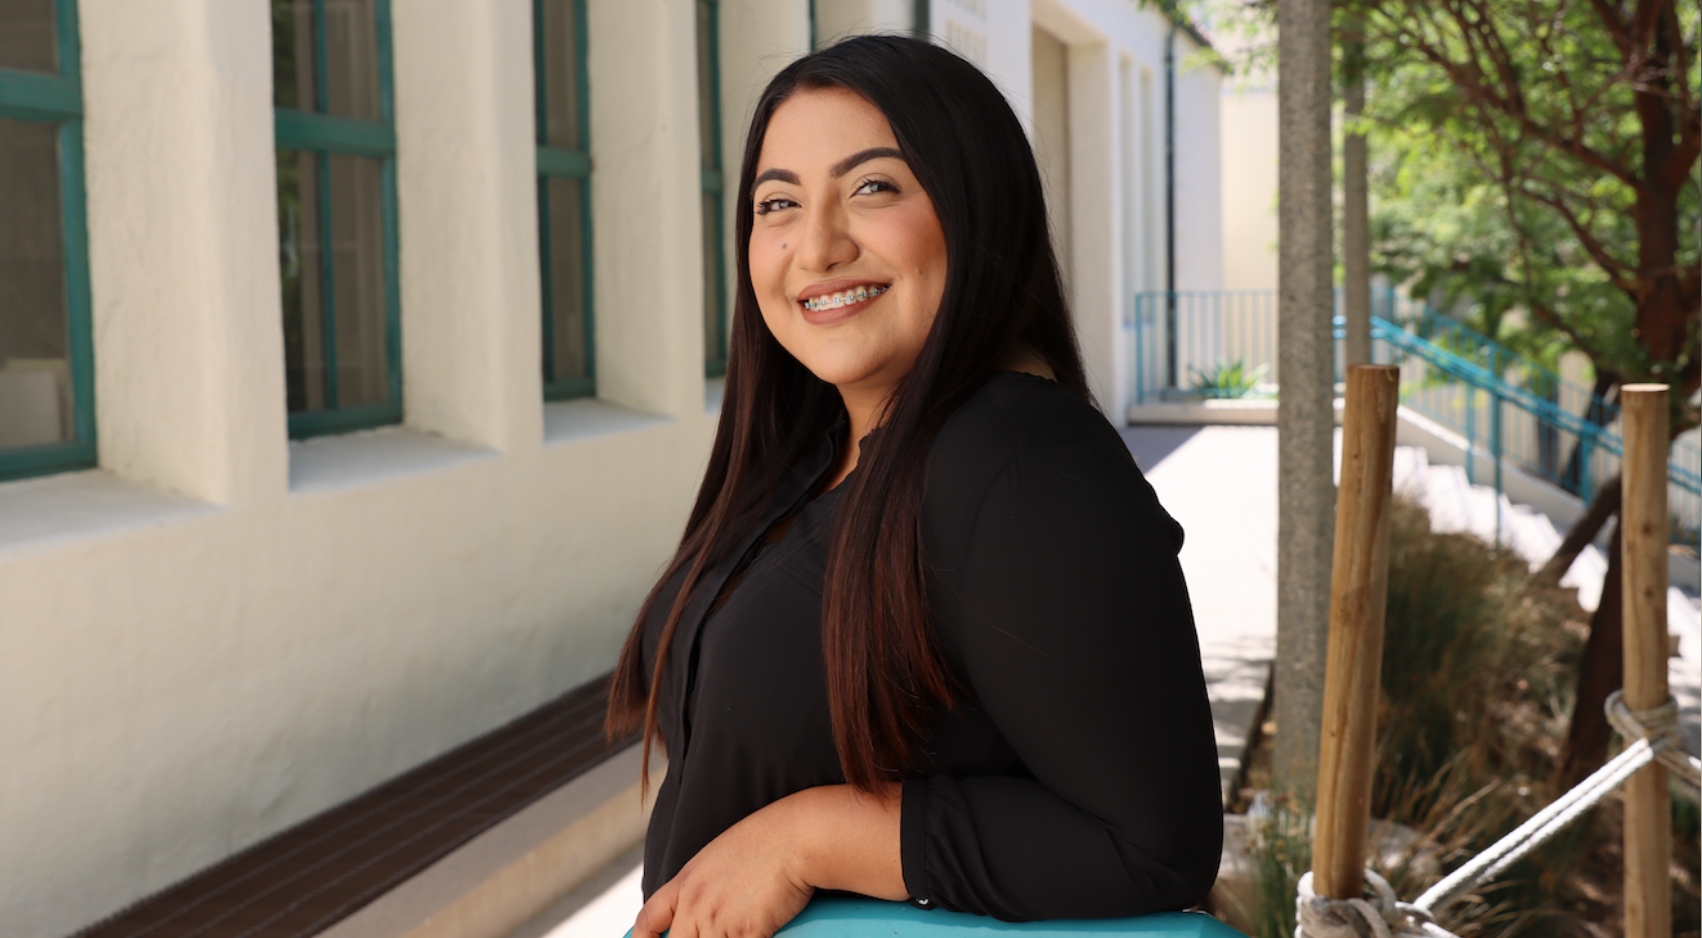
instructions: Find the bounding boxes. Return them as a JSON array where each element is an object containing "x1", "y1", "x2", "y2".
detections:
[{"x1": 803, "y1": 284, "x2": 887, "y2": 311}]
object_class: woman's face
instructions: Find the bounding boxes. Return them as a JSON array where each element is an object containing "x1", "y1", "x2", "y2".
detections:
[{"x1": 747, "y1": 87, "x2": 948, "y2": 398}]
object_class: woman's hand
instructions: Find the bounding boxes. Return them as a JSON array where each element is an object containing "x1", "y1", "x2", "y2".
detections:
[{"x1": 632, "y1": 782, "x2": 905, "y2": 938}]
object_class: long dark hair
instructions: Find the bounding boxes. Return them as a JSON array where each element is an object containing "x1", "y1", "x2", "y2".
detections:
[{"x1": 607, "y1": 35, "x2": 1089, "y2": 790}]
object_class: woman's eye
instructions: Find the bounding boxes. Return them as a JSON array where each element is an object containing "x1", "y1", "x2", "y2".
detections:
[
  {"x1": 754, "y1": 197, "x2": 797, "y2": 216},
  {"x1": 854, "y1": 179, "x2": 895, "y2": 196}
]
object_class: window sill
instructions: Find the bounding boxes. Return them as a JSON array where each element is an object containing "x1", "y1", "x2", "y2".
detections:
[
  {"x1": 0, "y1": 469, "x2": 218, "y2": 560},
  {"x1": 289, "y1": 426, "x2": 498, "y2": 496},
  {"x1": 543, "y1": 399, "x2": 672, "y2": 447}
]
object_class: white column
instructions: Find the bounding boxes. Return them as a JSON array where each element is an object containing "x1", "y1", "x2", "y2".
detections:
[
  {"x1": 80, "y1": 0, "x2": 288, "y2": 505},
  {"x1": 812, "y1": 0, "x2": 913, "y2": 46},
  {"x1": 984, "y1": 0, "x2": 1036, "y2": 134},
  {"x1": 718, "y1": 0, "x2": 811, "y2": 345},
  {"x1": 1067, "y1": 41, "x2": 1121, "y2": 418},
  {"x1": 586, "y1": 0, "x2": 706, "y2": 419},
  {"x1": 392, "y1": 0, "x2": 543, "y2": 454},
  {"x1": 1172, "y1": 42, "x2": 1224, "y2": 293}
]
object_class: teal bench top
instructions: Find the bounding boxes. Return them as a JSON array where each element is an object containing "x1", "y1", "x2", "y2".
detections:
[{"x1": 624, "y1": 897, "x2": 1248, "y2": 937}]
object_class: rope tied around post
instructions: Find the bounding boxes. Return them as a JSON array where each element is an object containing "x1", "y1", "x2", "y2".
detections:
[
  {"x1": 1293, "y1": 673, "x2": 1702, "y2": 938},
  {"x1": 1296, "y1": 870, "x2": 1463, "y2": 938},
  {"x1": 1296, "y1": 869, "x2": 1410, "y2": 938},
  {"x1": 1605, "y1": 689, "x2": 1701, "y2": 792}
]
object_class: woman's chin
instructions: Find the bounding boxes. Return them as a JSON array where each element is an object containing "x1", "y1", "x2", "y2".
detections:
[{"x1": 794, "y1": 356, "x2": 891, "y2": 394}]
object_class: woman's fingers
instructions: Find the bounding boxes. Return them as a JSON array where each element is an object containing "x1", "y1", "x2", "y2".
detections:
[{"x1": 631, "y1": 881, "x2": 678, "y2": 938}]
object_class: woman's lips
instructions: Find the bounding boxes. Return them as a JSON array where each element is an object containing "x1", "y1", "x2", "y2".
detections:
[{"x1": 798, "y1": 283, "x2": 889, "y2": 325}]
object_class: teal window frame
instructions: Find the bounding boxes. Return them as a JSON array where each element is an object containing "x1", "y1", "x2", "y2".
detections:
[
  {"x1": 699, "y1": 0, "x2": 728, "y2": 377},
  {"x1": 0, "y1": 0, "x2": 97, "y2": 482},
  {"x1": 273, "y1": 0, "x2": 403, "y2": 440},
  {"x1": 535, "y1": 0, "x2": 595, "y2": 401}
]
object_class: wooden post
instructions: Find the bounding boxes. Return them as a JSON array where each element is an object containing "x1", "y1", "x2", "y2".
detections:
[
  {"x1": 1620, "y1": 384, "x2": 1670, "y2": 938},
  {"x1": 1313, "y1": 365, "x2": 1401, "y2": 898}
]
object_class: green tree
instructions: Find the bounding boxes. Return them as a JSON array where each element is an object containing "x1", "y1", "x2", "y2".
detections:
[
  {"x1": 1355, "y1": 0, "x2": 1699, "y2": 416},
  {"x1": 1348, "y1": 0, "x2": 1699, "y2": 782}
]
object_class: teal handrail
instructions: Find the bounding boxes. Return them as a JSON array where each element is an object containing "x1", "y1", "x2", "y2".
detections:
[{"x1": 1125, "y1": 290, "x2": 1700, "y2": 546}]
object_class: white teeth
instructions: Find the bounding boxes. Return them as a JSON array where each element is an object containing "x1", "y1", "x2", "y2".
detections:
[{"x1": 803, "y1": 285, "x2": 887, "y2": 311}]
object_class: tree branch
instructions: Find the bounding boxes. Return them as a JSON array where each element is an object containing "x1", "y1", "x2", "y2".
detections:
[
  {"x1": 1418, "y1": 54, "x2": 1640, "y2": 183},
  {"x1": 1538, "y1": 475, "x2": 1621, "y2": 585},
  {"x1": 1583, "y1": 0, "x2": 1637, "y2": 59},
  {"x1": 1513, "y1": 186, "x2": 1640, "y2": 291},
  {"x1": 1527, "y1": 301, "x2": 1615, "y2": 366}
]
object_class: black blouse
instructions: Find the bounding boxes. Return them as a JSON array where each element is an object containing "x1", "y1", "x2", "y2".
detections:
[{"x1": 637, "y1": 372, "x2": 1222, "y2": 920}]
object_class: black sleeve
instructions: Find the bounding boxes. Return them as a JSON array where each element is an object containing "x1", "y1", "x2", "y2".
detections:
[{"x1": 901, "y1": 440, "x2": 1223, "y2": 920}]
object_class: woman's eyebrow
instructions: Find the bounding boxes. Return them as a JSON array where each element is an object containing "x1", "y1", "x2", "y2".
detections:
[
  {"x1": 751, "y1": 148, "x2": 905, "y2": 189},
  {"x1": 752, "y1": 168, "x2": 800, "y2": 187},
  {"x1": 831, "y1": 147, "x2": 905, "y2": 178}
]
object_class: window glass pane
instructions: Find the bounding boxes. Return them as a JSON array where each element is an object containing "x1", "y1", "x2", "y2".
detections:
[
  {"x1": 270, "y1": 0, "x2": 379, "y2": 119},
  {"x1": 271, "y1": 0, "x2": 314, "y2": 111},
  {"x1": 0, "y1": 0, "x2": 58, "y2": 75},
  {"x1": 695, "y1": 0, "x2": 717, "y2": 171},
  {"x1": 542, "y1": 176, "x2": 588, "y2": 384},
  {"x1": 278, "y1": 149, "x2": 326, "y2": 413},
  {"x1": 538, "y1": 0, "x2": 581, "y2": 151},
  {"x1": 0, "y1": 118, "x2": 72, "y2": 450},
  {"x1": 327, "y1": 153, "x2": 389, "y2": 407},
  {"x1": 702, "y1": 191, "x2": 723, "y2": 365},
  {"x1": 324, "y1": 0, "x2": 381, "y2": 120}
]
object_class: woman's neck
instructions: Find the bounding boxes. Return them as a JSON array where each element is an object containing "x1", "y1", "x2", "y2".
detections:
[
  {"x1": 823, "y1": 347, "x2": 1054, "y2": 492},
  {"x1": 825, "y1": 385, "x2": 883, "y2": 492}
]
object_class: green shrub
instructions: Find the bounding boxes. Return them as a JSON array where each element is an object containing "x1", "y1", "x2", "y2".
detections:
[{"x1": 1188, "y1": 359, "x2": 1268, "y2": 399}]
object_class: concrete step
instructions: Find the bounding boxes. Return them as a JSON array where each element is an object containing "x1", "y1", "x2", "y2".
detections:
[{"x1": 1420, "y1": 464, "x2": 1475, "y2": 534}]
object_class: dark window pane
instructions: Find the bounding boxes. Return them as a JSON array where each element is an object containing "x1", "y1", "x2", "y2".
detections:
[
  {"x1": 278, "y1": 148, "x2": 326, "y2": 413},
  {"x1": 696, "y1": 0, "x2": 717, "y2": 171},
  {"x1": 271, "y1": 0, "x2": 315, "y2": 111},
  {"x1": 0, "y1": 118, "x2": 72, "y2": 449},
  {"x1": 324, "y1": 0, "x2": 381, "y2": 120},
  {"x1": 538, "y1": 0, "x2": 581, "y2": 151},
  {"x1": 0, "y1": 0, "x2": 57, "y2": 74},
  {"x1": 542, "y1": 176, "x2": 588, "y2": 384},
  {"x1": 328, "y1": 153, "x2": 389, "y2": 407},
  {"x1": 270, "y1": 0, "x2": 379, "y2": 119},
  {"x1": 702, "y1": 191, "x2": 723, "y2": 365}
]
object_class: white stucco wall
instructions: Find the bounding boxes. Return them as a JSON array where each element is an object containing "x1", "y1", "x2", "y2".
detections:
[
  {"x1": 1218, "y1": 34, "x2": 1278, "y2": 292},
  {"x1": 814, "y1": 0, "x2": 915, "y2": 47},
  {"x1": 0, "y1": 0, "x2": 743, "y2": 933},
  {"x1": 1172, "y1": 33, "x2": 1223, "y2": 294},
  {"x1": 1020, "y1": 0, "x2": 1224, "y2": 416},
  {"x1": 0, "y1": 1, "x2": 1225, "y2": 933}
]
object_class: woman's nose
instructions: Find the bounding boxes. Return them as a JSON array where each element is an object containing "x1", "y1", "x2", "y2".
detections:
[{"x1": 796, "y1": 202, "x2": 857, "y2": 272}]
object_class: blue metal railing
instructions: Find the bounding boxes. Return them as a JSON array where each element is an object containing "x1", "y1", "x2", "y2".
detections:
[{"x1": 1125, "y1": 288, "x2": 1701, "y2": 545}]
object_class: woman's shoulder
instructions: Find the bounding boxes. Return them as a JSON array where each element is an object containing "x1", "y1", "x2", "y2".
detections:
[
  {"x1": 925, "y1": 371, "x2": 1136, "y2": 506},
  {"x1": 934, "y1": 370, "x2": 1127, "y2": 462}
]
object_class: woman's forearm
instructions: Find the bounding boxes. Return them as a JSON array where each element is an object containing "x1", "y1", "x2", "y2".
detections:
[{"x1": 782, "y1": 782, "x2": 908, "y2": 900}]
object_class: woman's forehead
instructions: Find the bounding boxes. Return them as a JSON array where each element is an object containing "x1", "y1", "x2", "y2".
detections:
[{"x1": 757, "y1": 88, "x2": 899, "y2": 176}]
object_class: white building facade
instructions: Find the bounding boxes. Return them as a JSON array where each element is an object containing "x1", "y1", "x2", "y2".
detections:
[{"x1": 0, "y1": 2, "x2": 1220, "y2": 933}]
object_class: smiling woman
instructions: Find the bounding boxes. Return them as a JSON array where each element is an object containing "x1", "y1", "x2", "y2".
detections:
[
  {"x1": 606, "y1": 36, "x2": 1222, "y2": 938},
  {"x1": 747, "y1": 91, "x2": 950, "y2": 488}
]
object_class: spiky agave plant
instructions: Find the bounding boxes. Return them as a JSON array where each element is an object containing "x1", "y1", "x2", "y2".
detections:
[{"x1": 1188, "y1": 359, "x2": 1268, "y2": 399}]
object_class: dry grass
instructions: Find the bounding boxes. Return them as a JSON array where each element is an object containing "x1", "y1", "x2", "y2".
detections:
[{"x1": 1228, "y1": 496, "x2": 1701, "y2": 937}]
